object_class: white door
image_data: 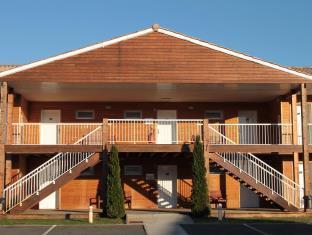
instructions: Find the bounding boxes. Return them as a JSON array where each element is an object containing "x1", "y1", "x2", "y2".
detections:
[
  {"x1": 238, "y1": 111, "x2": 257, "y2": 144},
  {"x1": 157, "y1": 165, "x2": 177, "y2": 208},
  {"x1": 240, "y1": 184, "x2": 260, "y2": 208},
  {"x1": 299, "y1": 162, "x2": 304, "y2": 208},
  {"x1": 40, "y1": 110, "x2": 61, "y2": 144},
  {"x1": 39, "y1": 110, "x2": 60, "y2": 209},
  {"x1": 157, "y1": 110, "x2": 177, "y2": 144}
]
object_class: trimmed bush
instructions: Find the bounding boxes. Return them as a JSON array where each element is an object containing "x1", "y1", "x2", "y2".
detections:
[
  {"x1": 191, "y1": 135, "x2": 211, "y2": 217},
  {"x1": 106, "y1": 145, "x2": 125, "y2": 218}
]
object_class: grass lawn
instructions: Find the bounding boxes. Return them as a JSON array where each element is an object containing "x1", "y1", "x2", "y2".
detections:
[
  {"x1": 0, "y1": 217, "x2": 124, "y2": 225},
  {"x1": 193, "y1": 216, "x2": 312, "y2": 224}
]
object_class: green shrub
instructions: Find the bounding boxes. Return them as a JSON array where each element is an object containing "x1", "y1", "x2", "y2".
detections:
[
  {"x1": 106, "y1": 145, "x2": 125, "y2": 218},
  {"x1": 191, "y1": 135, "x2": 211, "y2": 217}
]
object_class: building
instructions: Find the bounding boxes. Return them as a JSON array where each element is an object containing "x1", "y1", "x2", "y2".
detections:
[{"x1": 0, "y1": 25, "x2": 311, "y2": 214}]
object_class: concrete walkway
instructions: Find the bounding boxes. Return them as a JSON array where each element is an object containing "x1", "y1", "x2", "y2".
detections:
[{"x1": 127, "y1": 211, "x2": 193, "y2": 235}]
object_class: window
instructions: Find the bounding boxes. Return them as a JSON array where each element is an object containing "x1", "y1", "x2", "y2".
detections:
[
  {"x1": 124, "y1": 165, "x2": 142, "y2": 176},
  {"x1": 75, "y1": 110, "x2": 95, "y2": 120},
  {"x1": 204, "y1": 110, "x2": 223, "y2": 120},
  {"x1": 124, "y1": 110, "x2": 142, "y2": 119}
]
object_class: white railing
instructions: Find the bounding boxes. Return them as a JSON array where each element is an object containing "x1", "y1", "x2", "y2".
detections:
[
  {"x1": 208, "y1": 123, "x2": 293, "y2": 145},
  {"x1": 209, "y1": 126, "x2": 301, "y2": 208},
  {"x1": 108, "y1": 119, "x2": 203, "y2": 144},
  {"x1": 2, "y1": 126, "x2": 102, "y2": 213},
  {"x1": 11, "y1": 123, "x2": 102, "y2": 145}
]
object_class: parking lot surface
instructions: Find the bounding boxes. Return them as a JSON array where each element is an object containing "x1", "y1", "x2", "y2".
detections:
[
  {"x1": 0, "y1": 225, "x2": 146, "y2": 235},
  {"x1": 181, "y1": 223, "x2": 312, "y2": 235}
]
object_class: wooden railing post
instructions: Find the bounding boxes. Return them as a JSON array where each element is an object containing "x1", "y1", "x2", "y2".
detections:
[
  {"x1": 102, "y1": 118, "x2": 109, "y2": 151},
  {"x1": 300, "y1": 83, "x2": 311, "y2": 210}
]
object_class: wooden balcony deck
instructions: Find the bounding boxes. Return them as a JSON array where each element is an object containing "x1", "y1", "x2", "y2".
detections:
[
  {"x1": 5, "y1": 120, "x2": 308, "y2": 154},
  {"x1": 4, "y1": 144, "x2": 305, "y2": 154}
]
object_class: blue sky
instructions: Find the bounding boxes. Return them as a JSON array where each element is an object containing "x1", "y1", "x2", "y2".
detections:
[{"x1": 0, "y1": 0, "x2": 311, "y2": 66}]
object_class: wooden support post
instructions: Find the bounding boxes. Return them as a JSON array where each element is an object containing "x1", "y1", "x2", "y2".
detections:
[
  {"x1": 203, "y1": 119, "x2": 210, "y2": 198},
  {"x1": 101, "y1": 118, "x2": 109, "y2": 214},
  {"x1": 300, "y1": 84, "x2": 311, "y2": 203},
  {"x1": 291, "y1": 93, "x2": 299, "y2": 186},
  {"x1": 0, "y1": 82, "x2": 8, "y2": 200}
]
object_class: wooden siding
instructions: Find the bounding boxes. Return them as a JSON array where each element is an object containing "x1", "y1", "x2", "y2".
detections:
[
  {"x1": 4, "y1": 32, "x2": 304, "y2": 83},
  {"x1": 58, "y1": 154, "x2": 230, "y2": 210},
  {"x1": 26, "y1": 101, "x2": 275, "y2": 123},
  {"x1": 60, "y1": 178, "x2": 99, "y2": 209}
]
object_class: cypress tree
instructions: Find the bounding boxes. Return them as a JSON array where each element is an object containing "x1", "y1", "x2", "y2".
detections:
[
  {"x1": 191, "y1": 135, "x2": 211, "y2": 217},
  {"x1": 106, "y1": 145, "x2": 125, "y2": 218}
]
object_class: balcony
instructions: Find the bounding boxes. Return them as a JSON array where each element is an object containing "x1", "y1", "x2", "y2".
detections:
[
  {"x1": 8, "y1": 120, "x2": 297, "y2": 146},
  {"x1": 208, "y1": 123, "x2": 293, "y2": 145},
  {"x1": 10, "y1": 119, "x2": 203, "y2": 145},
  {"x1": 6, "y1": 120, "x2": 305, "y2": 154}
]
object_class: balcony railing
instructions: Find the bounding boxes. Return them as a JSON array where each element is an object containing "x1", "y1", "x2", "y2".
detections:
[
  {"x1": 108, "y1": 119, "x2": 203, "y2": 144},
  {"x1": 9, "y1": 121, "x2": 298, "y2": 146},
  {"x1": 208, "y1": 123, "x2": 293, "y2": 145},
  {"x1": 11, "y1": 120, "x2": 204, "y2": 145},
  {"x1": 11, "y1": 123, "x2": 102, "y2": 145}
]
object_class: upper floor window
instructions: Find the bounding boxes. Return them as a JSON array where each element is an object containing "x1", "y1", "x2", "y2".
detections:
[
  {"x1": 75, "y1": 110, "x2": 95, "y2": 120},
  {"x1": 124, "y1": 110, "x2": 142, "y2": 119},
  {"x1": 204, "y1": 110, "x2": 223, "y2": 120}
]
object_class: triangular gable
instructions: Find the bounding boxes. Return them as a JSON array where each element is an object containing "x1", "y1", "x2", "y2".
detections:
[{"x1": 0, "y1": 25, "x2": 311, "y2": 83}]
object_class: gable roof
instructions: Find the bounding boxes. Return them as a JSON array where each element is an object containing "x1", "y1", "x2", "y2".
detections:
[
  {"x1": 0, "y1": 65, "x2": 19, "y2": 72},
  {"x1": 290, "y1": 67, "x2": 312, "y2": 76},
  {"x1": 0, "y1": 25, "x2": 311, "y2": 82}
]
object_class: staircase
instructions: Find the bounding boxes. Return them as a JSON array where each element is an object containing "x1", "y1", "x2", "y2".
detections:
[
  {"x1": 2, "y1": 126, "x2": 103, "y2": 214},
  {"x1": 208, "y1": 126, "x2": 302, "y2": 211}
]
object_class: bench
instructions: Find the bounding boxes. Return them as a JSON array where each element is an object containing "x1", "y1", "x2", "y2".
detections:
[
  {"x1": 89, "y1": 193, "x2": 132, "y2": 209},
  {"x1": 124, "y1": 192, "x2": 132, "y2": 209},
  {"x1": 209, "y1": 191, "x2": 226, "y2": 207}
]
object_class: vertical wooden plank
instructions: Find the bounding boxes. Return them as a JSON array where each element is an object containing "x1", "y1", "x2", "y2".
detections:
[
  {"x1": 300, "y1": 84, "x2": 311, "y2": 201},
  {"x1": 18, "y1": 155, "x2": 27, "y2": 177},
  {"x1": 5, "y1": 154, "x2": 12, "y2": 186},
  {"x1": 225, "y1": 174, "x2": 240, "y2": 208},
  {"x1": 0, "y1": 82, "x2": 8, "y2": 144},
  {"x1": 0, "y1": 145, "x2": 5, "y2": 197},
  {"x1": 291, "y1": 93, "x2": 298, "y2": 145},
  {"x1": 6, "y1": 94, "x2": 14, "y2": 145},
  {"x1": 224, "y1": 112, "x2": 240, "y2": 207}
]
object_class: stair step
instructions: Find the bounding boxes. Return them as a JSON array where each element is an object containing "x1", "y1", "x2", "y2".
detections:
[{"x1": 209, "y1": 152, "x2": 299, "y2": 212}]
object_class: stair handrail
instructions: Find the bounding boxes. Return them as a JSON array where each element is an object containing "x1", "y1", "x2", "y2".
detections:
[
  {"x1": 2, "y1": 125, "x2": 102, "y2": 212},
  {"x1": 4, "y1": 125, "x2": 102, "y2": 191},
  {"x1": 208, "y1": 126, "x2": 300, "y2": 188},
  {"x1": 208, "y1": 126, "x2": 301, "y2": 207}
]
